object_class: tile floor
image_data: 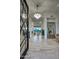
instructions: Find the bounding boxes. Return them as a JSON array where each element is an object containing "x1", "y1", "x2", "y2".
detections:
[{"x1": 24, "y1": 35, "x2": 59, "y2": 59}]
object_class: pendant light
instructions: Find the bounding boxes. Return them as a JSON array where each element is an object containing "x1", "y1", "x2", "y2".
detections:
[{"x1": 34, "y1": 3, "x2": 41, "y2": 19}]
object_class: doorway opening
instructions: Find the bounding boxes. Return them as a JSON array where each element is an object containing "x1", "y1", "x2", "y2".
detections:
[{"x1": 47, "y1": 22, "x2": 56, "y2": 39}]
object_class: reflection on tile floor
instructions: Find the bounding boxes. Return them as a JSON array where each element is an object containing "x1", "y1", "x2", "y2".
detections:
[{"x1": 24, "y1": 35, "x2": 59, "y2": 59}]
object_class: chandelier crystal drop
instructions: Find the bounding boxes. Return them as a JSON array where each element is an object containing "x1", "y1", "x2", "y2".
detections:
[{"x1": 34, "y1": 13, "x2": 41, "y2": 19}]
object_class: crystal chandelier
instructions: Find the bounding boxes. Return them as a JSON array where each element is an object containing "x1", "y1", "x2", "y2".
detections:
[
  {"x1": 34, "y1": 13, "x2": 41, "y2": 19},
  {"x1": 22, "y1": 13, "x2": 27, "y2": 19},
  {"x1": 34, "y1": 3, "x2": 42, "y2": 19}
]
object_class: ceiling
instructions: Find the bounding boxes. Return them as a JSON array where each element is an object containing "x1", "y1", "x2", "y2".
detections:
[{"x1": 26, "y1": 0, "x2": 59, "y2": 19}]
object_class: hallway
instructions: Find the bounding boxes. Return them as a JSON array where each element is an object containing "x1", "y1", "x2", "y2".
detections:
[
  {"x1": 20, "y1": 0, "x2": 59, "y2": 59},
  {"x1": 24, "y1": 35, "x2": 59, "y2": 59}
]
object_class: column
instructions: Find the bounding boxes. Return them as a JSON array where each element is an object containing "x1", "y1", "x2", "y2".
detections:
[
  {"x1": 56, "y1": 18, "x2": 59, "y2": 34},
  {"x1": 44, "y1": 18, "x2": 47, "y2": 40}
]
